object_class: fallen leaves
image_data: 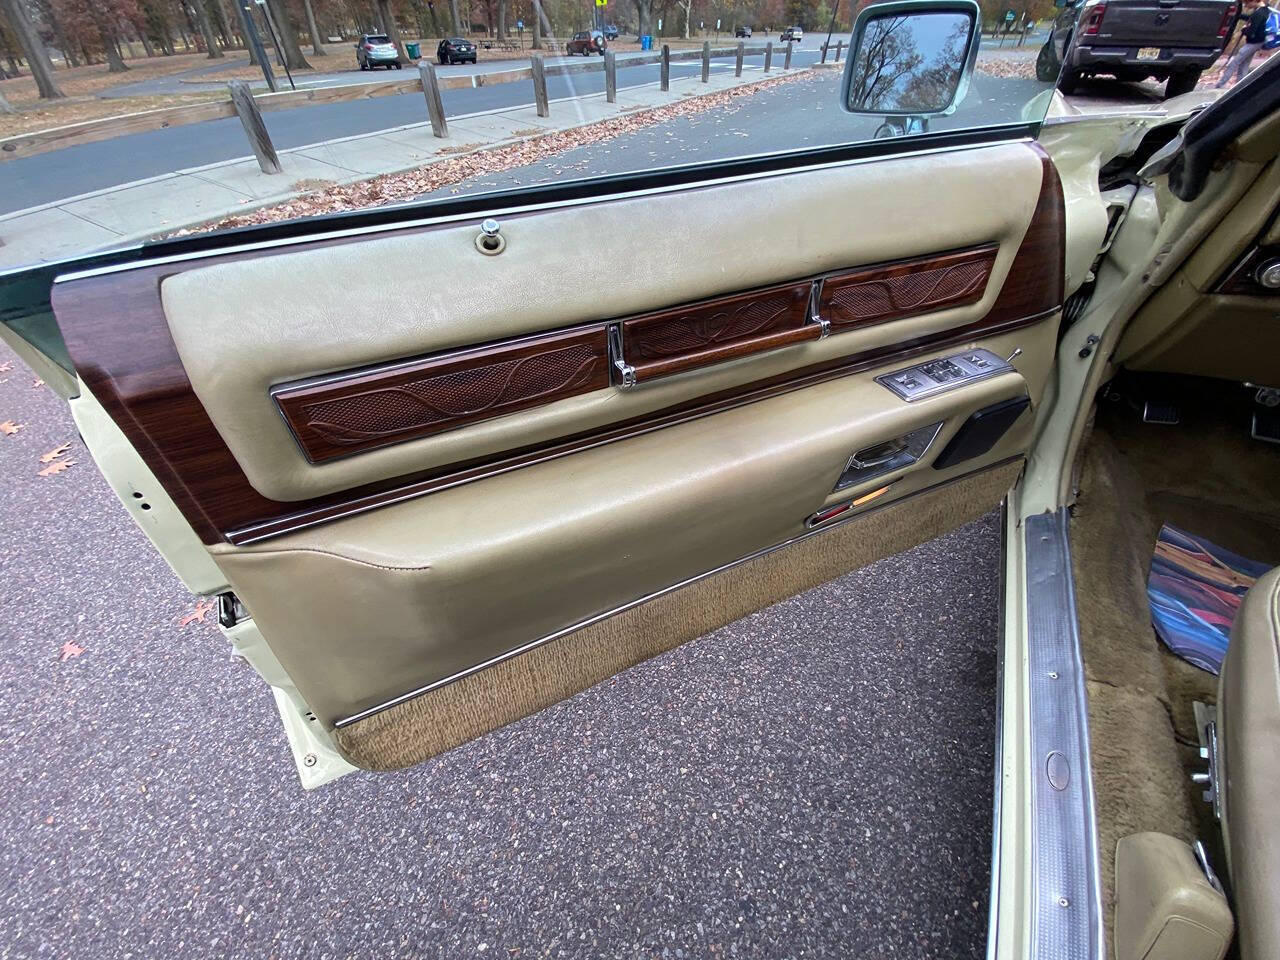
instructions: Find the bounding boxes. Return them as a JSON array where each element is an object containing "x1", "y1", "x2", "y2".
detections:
[
  {"x1": 179, "y1": 598, "x2": 217, "y2": 627},
  {"x1": 59, "y1": 642, "x2": 85, "y2": 662},
  {"x1": 39, "y1": 442, "x2": 72, "y2": 463},
  {"x1": 177, "y1": 71, "x2": 816, "y2": 234},
  {"x1": 0, "y1": 421, "x2": 22, "y2": 436},
  {"x1": 32, "y1": 378, "x2": 44, "y2": 389},
  {"x1": 37, "y1": 458, "x2": 75, "y2": 477},
  {"x1": 0, "y1": 362, "x2": 11, "y2": 373}
]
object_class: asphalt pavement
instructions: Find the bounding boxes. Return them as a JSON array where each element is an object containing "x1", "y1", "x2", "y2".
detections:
[{"x1": 0, "y1": 338, "x2": 1002, "y2": 958}]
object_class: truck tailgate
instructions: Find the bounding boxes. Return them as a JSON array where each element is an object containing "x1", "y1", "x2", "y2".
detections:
[{"x1": 1091, "y1": 0, "x2": 1232, "y2": 47}]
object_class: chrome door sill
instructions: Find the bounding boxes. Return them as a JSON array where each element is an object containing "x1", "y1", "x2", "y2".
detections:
[{"x1": 1024, "y1": 509, "x2": 1104, "y2": 959}]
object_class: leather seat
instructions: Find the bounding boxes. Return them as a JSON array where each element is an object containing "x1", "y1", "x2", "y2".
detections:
[{"x1": 1217, "y1": 566, "x2": 1280, "y2": 960}]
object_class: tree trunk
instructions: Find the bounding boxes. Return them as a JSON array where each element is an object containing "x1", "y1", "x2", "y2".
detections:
[
  {"x1": 137, "y1": 25, "x2": 155, "y2": 57},
  {"x1": 0, "y1": 0, "x2": 64, "y2": 97},
  {"x1": 631, "y1": 0, "x2": 652, "y2": 40},
  {"x1": 302, "y1": 0, "x2": 326, "y2": 53},
  {"x1": 447, "y1": 0, "x2": 463, "y2": 34},
  {"x1": 372, "y1": 0, "x2": 405, "y2": 55},
  {"x1": 496, "y1": 0, "x2": 506, "y2": 37},
  {"x1": 190, "y1": 0, "x2": 223, "y2": 57},
  {"x1": 90, "y1": 6, "x2": 131, "y2": 71},
  {"x1": 265, "y1": 0, "x2": 314, "y2": 68},
  {"x1": 531, "y1": 0, "x2": 541, "y2": 47}
]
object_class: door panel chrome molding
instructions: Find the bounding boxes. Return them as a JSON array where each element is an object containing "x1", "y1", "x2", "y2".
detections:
[
  {"x1": 332, "y1": 457, "x2": 1024, "y2": 728},
  {"x1": 985, "y1": 497, "x2": 1008, "y2": 960},
  {"x1": 1024, "y1": 509, "x2": 1103, "y2": 960},
  {"x1": 52, "y1": 138, "x2": 1032, "y2": 285}
]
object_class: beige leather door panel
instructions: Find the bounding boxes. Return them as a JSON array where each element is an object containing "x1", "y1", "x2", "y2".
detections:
[{"x1": 52, "y1": 138, "x2": 1065, "y2": 770}]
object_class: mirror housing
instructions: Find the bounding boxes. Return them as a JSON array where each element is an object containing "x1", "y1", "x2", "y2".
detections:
[{"x1": 841, "y1": 0, "x2": 982, "y2": 119}]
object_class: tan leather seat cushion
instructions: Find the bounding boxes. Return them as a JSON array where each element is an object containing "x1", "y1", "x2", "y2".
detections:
[{"x1": 1218, "y1": 566, "x2": 1280, "y2": 960}]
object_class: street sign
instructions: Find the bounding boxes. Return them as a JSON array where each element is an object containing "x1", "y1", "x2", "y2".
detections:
[
  {"x1": 716, "y1": 18, "x2": 721, "y2": 28},
  {"x1": 596, "y1": 0, "x2": 607, "y2": 6},
  {"x1": 657, "y1": 18, "x2": 662, "y2": 29},
  {"x1": 1004, "y1": 9, "x2": 1016, "y2": 20},
  {"x1": 516, "y1": 18, "x2": 523, "y2": 27}
]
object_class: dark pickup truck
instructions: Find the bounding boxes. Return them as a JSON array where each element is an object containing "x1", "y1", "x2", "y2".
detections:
[{"x1": 1036, "y1": 0, "x2": 1238, "y2": 97}]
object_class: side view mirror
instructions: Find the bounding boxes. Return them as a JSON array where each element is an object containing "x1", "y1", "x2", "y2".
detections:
[{"x1": 841, "y1": 0, "x2": 982, "y2": 119}]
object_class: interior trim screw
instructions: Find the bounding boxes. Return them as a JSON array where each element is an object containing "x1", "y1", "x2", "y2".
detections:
[
  {"x1": 303, "y1": 753, "x2": 317, "y2": 767},
  {"x1": 1058, "y1": 897, "x2": 1070, "y2": 908}
]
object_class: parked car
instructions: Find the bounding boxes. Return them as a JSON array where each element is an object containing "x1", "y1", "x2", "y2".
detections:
[
  {"x1": 735, "y1": 25, "x2": 753, "y2": 37},
  {"x1": 356, "y1": 33, "x2": 401, "y2": 70},
  {"x1": 780, "y1": 25, "x2": 803, "y2": 41},
  {"x1": 603, "y1": 23, "x2": 620, "y2": 39},
  {"x1": 1036, "y1": 0, "x2": 1236, "y2": 97},
  {"x1": 437, "y1": 37, "x2": 477, "y2": 64},
  {"x1": 566, "y1": 29, "x2": 607, "y2": 54}
]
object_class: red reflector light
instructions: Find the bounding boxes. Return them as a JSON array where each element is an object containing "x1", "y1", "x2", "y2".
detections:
[
  {"x1": 808, "y1": 502, "x2": 852, "y2": 526},
  {"x1": 1083, "y1": 2, "x2": 1107, "y2": 35},
  {"x1": 1218, "y1": 3, "x2": 1237, "y2": 37}
]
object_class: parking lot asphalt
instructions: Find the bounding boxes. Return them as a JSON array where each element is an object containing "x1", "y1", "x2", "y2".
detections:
[{"x1": 0, "y1": 338, "x2": 1003, "y2": 958}]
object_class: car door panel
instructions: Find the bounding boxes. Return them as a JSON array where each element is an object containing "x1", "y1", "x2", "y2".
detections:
[{"x1": 48, "y1": 138, "x2": 1064, "y2": 770}]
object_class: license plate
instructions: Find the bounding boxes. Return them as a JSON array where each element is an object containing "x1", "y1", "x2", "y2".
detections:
[{"x1": 1136, "y1": 47, "x2": 1162, "y2": 60}]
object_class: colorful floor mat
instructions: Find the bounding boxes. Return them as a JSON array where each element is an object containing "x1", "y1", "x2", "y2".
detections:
[{"x1": 1147, "y1": 524, "x2": 1270, "y2": 673}]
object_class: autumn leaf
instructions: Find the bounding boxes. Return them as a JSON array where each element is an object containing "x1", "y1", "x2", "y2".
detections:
[
  {"x1": 32, "y1": 378, "x2": 45, "y2": 389},
  {"x1": 0, "y1": 421, "x2": 23, "y2": 436},
  {"x1": 39, "y1": 442, "x2": 72, "y2": 463},
  {"x1": 180, "y1": 598, "x2": 217, "y2": 627},
  {"x1": 37, "y1": 459, "x2": 75, "y2": 477},
  {"x1": 59, "y1": 642, "x2": 84, "y2": 662},
  {"x1": 0, "y1": 362, "x2": 11, "y2": 373}
]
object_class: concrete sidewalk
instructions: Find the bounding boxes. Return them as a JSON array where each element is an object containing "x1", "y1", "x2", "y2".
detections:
[{"x1": 0, "y1": 66, "x2": 792, "y2": 270}]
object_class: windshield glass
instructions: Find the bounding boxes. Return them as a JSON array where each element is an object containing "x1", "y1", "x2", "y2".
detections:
[{"x1": 0, "y1": 4, "x2": 1073, "y2": 272}]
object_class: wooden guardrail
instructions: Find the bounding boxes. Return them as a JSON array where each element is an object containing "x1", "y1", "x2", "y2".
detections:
[{"x1": 0, "y1": 44, "x2": 774, "y2": 165}]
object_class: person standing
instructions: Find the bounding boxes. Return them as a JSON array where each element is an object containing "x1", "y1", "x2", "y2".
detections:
[{"x1": 1217, "y1": 0, "x2": 1271, "y2": 87}]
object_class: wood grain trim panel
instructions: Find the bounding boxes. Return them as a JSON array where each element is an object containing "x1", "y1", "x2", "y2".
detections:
[
  {"x1": 818, "y1": 245, "x2": 998, "y2": 330},
  {"x1": 630, "y1": 323, "x2": 823, "y2": 381},
  {"x1": 51, "y1": 144, "x2": 1064, "y2": 546},
  {"x1": 274, "y1": 325, "x2": 610, "y2": 463},
  {"x1": 621, "y1": 280, "x2": 813, "y2": 379}
]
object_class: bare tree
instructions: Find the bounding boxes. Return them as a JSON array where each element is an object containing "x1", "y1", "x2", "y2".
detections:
[
  {"x1": 0, "y1": 0, "x2": 64, "y2": 98},
  {"x1": 631, "y1": 0, "x2": 654, "y2": 40},
  {"x1": 373, "y1": 0, "x2": 405, "y2": 52},
  {"x1": 189, "y1": 0, "x2": 223, "y2": 56},
  {"x1": 263, "y1": 0, "x2": 312, "y2": 67},
  {"x1": 88, "y1": 4, "x2": 131, "y2": 71},
  {"x1": 447, "y1": 0, "x2": 462, "y2": 33},
  {"x1": 302, "y1": 0, "x2": 326, "y2": 53}
]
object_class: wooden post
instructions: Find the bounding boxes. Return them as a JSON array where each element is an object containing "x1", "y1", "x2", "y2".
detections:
[
  {"x1": 735, "y1": 41, "x2": 744, "y2": 77},
  {"x1": 835, "y1": 39, "x2": 843, "y2": 62},
  {"x1": 531, "y1": 53, "x2": 549, "y2": 117},
  {"x1": 820, "y1": 41, "x2": 828, "y2": 63},
  {"x1": 764, "y1": 41, "x2": 773, "y2": 73},
  {"x1": 784, "y1": 40, "x2": 792, "y2": 69},
  {"x1": 701, "y1": 40, "x2": 710, "y2": 82},
  {"x1": 418, "y1": 61, "x2": 448, "y2": 138},
  {"x1": 660, "y1": 44, "x2": 670, "y2": 91},
  {"x1": 228, "y1": 79, "x2": 280, "y2": 174},
  {"x1": 604, "y1": 50, "x2": 617, "y2": 102}
]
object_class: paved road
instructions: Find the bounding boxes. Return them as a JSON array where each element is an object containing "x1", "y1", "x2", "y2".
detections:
[
  {"x1": 0, "y1": 338, "x2": 1002, "y2": 958},
  {"x1": 1, "y1": 49, "x2": 1053, "y2": 217}
]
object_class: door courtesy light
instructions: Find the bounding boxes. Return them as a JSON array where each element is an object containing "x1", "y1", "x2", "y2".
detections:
[
  {"x1": 1083, "y1": 2, "x2": 1108, "y2": 35},
  {"x1": 806, "y1": 485, "x2": 893, "y2": 527}
]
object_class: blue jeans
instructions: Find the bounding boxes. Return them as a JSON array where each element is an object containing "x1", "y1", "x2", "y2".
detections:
[{"x1": 1217, "y1": 42, "x2": 1263, "y2": 86}]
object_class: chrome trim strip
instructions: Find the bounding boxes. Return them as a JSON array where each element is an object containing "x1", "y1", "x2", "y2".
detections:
[
  {"x1": 1024, "y1": 509, "x2": 1104, "y2": 960},
  {"x1": 985, "y1": 496, "x2": 1008, "y2": 960},
  {"x1": 52, "y1": 138, "x2": 1032, "y2": 285},
  {"x1": 332, "y1": 458, "x2": 1023, "y2": 728}
]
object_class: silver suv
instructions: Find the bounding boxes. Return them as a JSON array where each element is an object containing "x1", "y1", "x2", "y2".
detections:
[{"x1": 356, "y1": 34, "x2": 402, "y2": 70}]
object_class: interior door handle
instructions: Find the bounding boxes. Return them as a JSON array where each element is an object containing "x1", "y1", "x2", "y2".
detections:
[{"x1": 849, "y1": 438, "x2": 909, "y2": 469}]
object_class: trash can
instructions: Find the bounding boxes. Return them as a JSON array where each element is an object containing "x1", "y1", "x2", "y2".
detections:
[
  {"x1": 406, "y1": 41, "x2": 421, "y2": 59},
  {"x1": 640, "y1": 35, "x2": 653, "y2": 50}
]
